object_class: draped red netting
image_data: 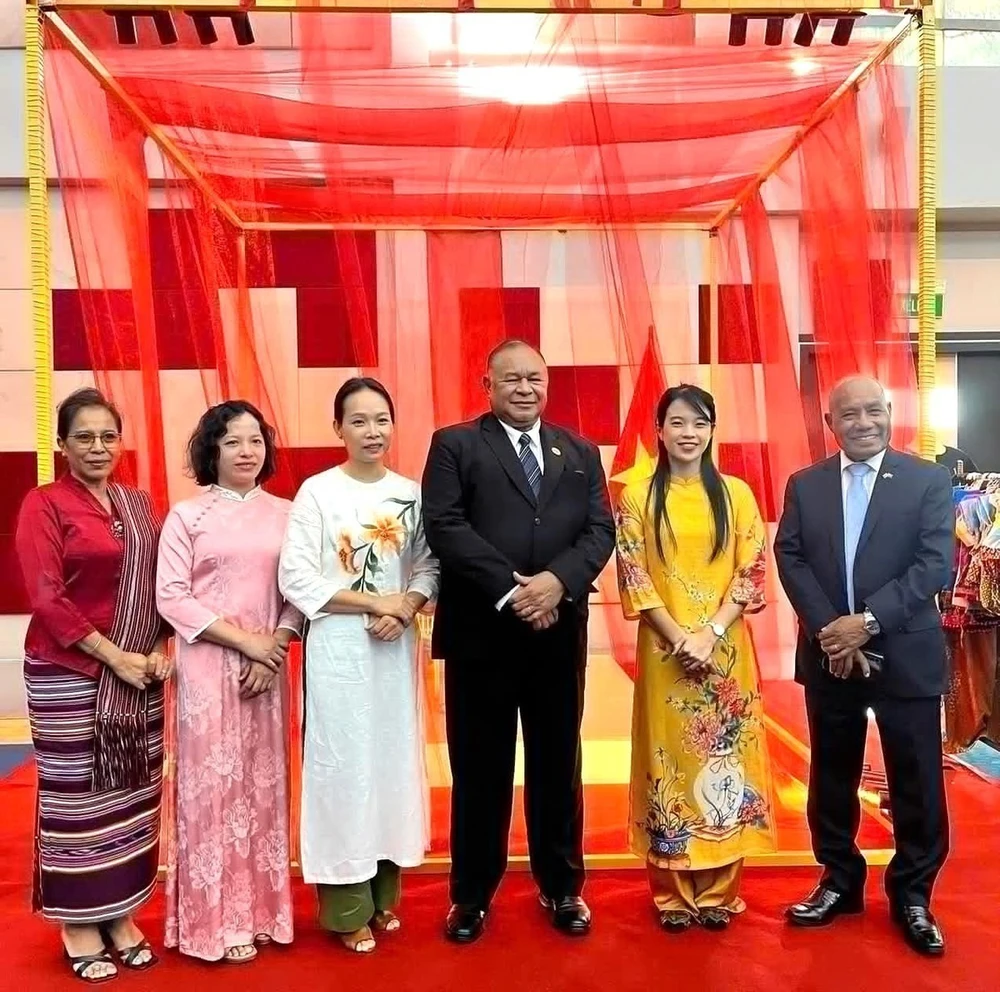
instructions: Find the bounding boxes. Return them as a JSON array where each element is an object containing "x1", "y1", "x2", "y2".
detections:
[{"x1": 43, "y1": 10, "x2": 917, "y2": 858}]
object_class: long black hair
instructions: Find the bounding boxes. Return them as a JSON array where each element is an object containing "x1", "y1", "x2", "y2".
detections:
[{"x1": 646, "y1": 384, "x2": 731, "y2": 562}]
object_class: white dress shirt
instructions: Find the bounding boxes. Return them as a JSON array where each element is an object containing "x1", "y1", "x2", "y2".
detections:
[{"x1": 496, "y1": 418, "x2": 543, "y2": 611}]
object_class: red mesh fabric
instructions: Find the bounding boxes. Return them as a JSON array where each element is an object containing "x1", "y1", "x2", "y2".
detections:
[{"x1": 44, "y1": 10, "x2": 917, "y2": 858}]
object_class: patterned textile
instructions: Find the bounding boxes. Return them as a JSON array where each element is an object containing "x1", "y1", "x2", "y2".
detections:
[
  {"x1": 25, "y1": 657, "x2": 163, "y2": 924},
  {"x1": 93, "y1": 483, "x2": 165, "y2": 792}
]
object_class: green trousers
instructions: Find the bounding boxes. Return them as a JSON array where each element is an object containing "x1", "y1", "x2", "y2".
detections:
[{"x1": 317, "y1": 860, "x2": 401, "y2": 933}]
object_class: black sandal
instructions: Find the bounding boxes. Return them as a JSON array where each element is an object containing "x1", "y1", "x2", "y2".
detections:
[
  {"x1": 658, "y1": 910, "x2": 694, "y2": 933},
  {"x1": 66, "y1": 950, "x2": 118, "y2": 984},
  {"x1": 700, "y1": 908, "x2": 731, "y2": 930},
  {"x1": 114, "y1": 939, "x2": 159, "y2": 970}
]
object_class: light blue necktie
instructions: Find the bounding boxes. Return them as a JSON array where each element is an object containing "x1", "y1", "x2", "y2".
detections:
[{"x1": 844, "y1": 462, "x2": 873, "y2": 614}]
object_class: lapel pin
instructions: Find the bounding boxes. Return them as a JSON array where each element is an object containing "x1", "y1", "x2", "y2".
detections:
[
  {"x1": 551, "y1": 447, "x2": 561, "y2": 456},
  {"x1": 882, "y1": 472, "x2": 893, "y2": 480}
]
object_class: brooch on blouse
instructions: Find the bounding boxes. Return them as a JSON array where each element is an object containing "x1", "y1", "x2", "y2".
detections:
[{"x1": 111, "y1": 519, "x2": 124, "y2": 540}]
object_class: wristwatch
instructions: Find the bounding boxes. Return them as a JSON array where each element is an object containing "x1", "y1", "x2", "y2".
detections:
[
  {"x1": 862, "y1": 608, "x2": 881, "y2": 636},
  {"x1": 708, "y1": 622, "x2": 726, "y2": 640}
]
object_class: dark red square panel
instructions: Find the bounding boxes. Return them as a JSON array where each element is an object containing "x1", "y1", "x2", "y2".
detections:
[
  {"x1": 297, "y1": 287, "x2": 378, "y2": 368},
  {"x1": 0, "y1": 535, "x2": 29, "y2": 614},
  {"x1": 148, "y1": 209, "x2": 203, "y2": 291},
  {"x1": 268, "y1": 231, "x2": 377, "y2": 290},
  {"x1": 698, "y1": 284, "x2": 760, "y2": 365},
  {"x1": 0, "y1": 452, "x2": 40, "y2": 615},
  {"x1": 53, "y1": 290, "x2": 139, "y2": 371},
  {"x1": 546, "y1": 366, "x2": 620, "y2": 446},
  {"x1": 153, "y1": 289, "x2": 217, "y2": 369},
  {"x1": 717, "y1": 442, "x2": 777, "y2": 523},
  {"x1": 267, "y1": 446, "x2": 348, "y2": 501}
]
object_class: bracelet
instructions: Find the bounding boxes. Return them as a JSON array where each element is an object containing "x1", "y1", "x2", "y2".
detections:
[{"x1": 90, "y1": 635, "x2": 105, "y2": 657}]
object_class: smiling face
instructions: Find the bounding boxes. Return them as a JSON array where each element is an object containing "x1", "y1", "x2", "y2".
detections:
[
  {"x1": 335, "y1": 387, "x2": 394, "y2": 464},
  {"x1": 825, "y1": 377, "x2": 891, "y2": 462},
  {"x1": 216, "y1": 412, "x2": 266, "y2": 490},
  {"x1": 484, "y1": 343, "x2": 549, "y2": 429},
  {"x1": 58, "y1": 405, "x2": 123, "y2": 485},
  {"x1": 659, "y1": 397, "x2": 714, "y2": 469}
]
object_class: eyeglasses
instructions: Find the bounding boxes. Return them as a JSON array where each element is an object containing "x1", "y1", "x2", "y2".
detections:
[{"x1": 68, "y1": 431, "x2": 122, "y2": 448}]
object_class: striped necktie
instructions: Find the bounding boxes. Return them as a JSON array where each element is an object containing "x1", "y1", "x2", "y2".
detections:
[{"x1": 518, "y1": 433, "x2": 542, "y2": 498}]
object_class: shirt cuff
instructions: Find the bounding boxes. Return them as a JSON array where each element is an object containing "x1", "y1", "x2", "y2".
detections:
[
  {"x1": 186, "y1": 615, "x2": 219, "y2": 645},
  {"x1": 496, "y1": 586, "x2": 518, "y2": 611}
]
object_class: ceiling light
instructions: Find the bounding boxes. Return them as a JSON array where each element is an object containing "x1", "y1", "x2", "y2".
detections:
[{"x1": 456, "y1": 65, "x2": 586, "y2": 106}]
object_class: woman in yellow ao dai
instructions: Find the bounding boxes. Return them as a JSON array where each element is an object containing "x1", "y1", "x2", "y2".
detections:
[{"x1": 615, "y1": 384, "x2": 775, "y2": 932}]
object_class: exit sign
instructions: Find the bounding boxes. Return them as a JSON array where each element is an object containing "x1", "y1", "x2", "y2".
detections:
[{"x1": 898, "y1": 293, "x2": 943, "y2": 318}]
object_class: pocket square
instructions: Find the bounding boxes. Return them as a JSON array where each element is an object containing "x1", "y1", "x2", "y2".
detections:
[
  {"x1": 573, "y1": 469, "x2": 585, "y2": 475},
  {"x1": 882, "y1": 472, "x2": 893, "y2": 480}
]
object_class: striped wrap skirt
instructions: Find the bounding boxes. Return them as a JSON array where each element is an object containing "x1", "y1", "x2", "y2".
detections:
[{"x1": 24, "y1": 658, "x2": 164, "y2": 924}]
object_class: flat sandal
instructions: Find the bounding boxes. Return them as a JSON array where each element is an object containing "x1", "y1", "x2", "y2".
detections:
[{"x1": 66, "y1": 949, "x2": 118, "y2": 984}]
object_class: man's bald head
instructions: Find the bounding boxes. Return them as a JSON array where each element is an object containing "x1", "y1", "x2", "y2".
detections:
[{"x1": 825, "y1": 375, "x2": 892, "y2": 462}]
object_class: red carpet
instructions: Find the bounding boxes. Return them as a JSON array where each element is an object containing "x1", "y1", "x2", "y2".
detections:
[{"x1": 2, "y1": 760, "x2": 998, "y2": 991}]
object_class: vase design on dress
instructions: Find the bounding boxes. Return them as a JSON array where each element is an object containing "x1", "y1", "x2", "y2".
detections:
[{"x1": 674, "y1": 637, "x2": 769, "y2": 842}]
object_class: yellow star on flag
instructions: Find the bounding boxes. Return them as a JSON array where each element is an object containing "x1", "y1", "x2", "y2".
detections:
[{"x1": 611, "y1": 439, "x2": 656, "y2": 487}]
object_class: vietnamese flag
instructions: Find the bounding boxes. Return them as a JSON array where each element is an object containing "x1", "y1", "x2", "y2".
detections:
[
  {"x1": 603, "y1": 325, "x2": 666, "y2": 680},
  {"x1": 610, "y1": 325, "x2": 666, "y2": 492}
]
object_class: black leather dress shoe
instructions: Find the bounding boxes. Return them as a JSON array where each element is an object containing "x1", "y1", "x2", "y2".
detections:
[
  {"x1": 785, "y1": 886, "x2": 864, "y2": 927},
  {"x1": 892, "y1": 905, "x2": 945, "y2": 957},
  {"x1": 444, "y1": 904, "x2": 487, "y2": 944},
  {"x1": 539, "y1": 895, "x2": 592, "y2": 936}
]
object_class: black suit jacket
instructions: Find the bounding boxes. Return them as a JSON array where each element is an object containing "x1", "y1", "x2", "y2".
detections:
[
  {"x1": 774, "y1": 448, "x2": 954, "y2": 698},
  {"x1": 421, "y1": 413, "x2": 615, "y2": 660}
]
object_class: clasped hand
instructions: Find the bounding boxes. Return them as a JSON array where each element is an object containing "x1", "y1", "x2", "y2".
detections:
[
  {"x1": 817, "y1": 615, "x2": 871, "y2": 680},
  {"x1": 511, "y1": 571, "x2": 563, "y2": 631},
  {"x1": 112, "y1": 649, "x2": 174, "y2": 690},
  {"x1": 669, "y1": 627, "x2": 719, "y2": 677},
  {"x1": 240, "y1": 629, "x2": 294, "y2": 697},
  {"x1": 368, "y1": 593, "x2": 420, "y2": 643}
]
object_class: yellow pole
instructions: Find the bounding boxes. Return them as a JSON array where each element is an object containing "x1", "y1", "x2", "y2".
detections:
[
  {"x1": 26, "y1": 2, "x2": 53, "y2": 485},
  {"x1": 917, "y1": 4, "x2": 938, "y2": 460}
]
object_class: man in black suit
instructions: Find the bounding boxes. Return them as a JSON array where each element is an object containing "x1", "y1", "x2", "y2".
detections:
[
  {"x1": 774, "y1": 376, "x2": 954, "y2": 956},
  {"x1": 421, "y1": 340, "x2": 614, "y2": 943}
]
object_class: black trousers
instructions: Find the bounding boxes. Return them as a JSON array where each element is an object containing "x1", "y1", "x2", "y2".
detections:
[
  {"x1": 805, "y1": 680, "x2": 949, "y2": 908},
  {"x1": 444, "y1": 628, "x2": 586, "y2": 908}
]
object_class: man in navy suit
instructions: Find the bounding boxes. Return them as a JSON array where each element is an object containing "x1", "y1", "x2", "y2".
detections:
[{"x1": 774, "y1": 376, "x2": 954, "y2": 956}]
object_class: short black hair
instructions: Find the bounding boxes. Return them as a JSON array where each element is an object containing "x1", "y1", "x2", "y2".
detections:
[
  {"x1": 333, "y1": 377, "x2": 395, "y2": 424},
  {"x1": 56, "y1": 387, "x2": 122, "y2": 441},
  {"x1": 187, "y1": 400, "x2": 278, "y2": 487}
]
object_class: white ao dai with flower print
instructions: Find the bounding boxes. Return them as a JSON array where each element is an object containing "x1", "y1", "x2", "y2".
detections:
[{"x1": 278, "y1": 467, "x2": 439, "y2": 886}]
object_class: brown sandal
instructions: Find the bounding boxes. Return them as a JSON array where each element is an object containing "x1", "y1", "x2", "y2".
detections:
[
  {"x1": 339, "y1": 926, "x2": 376, "y2": 953},
  {"x1": 372, "y1": 911, "x2": 400, "y2": 933}
]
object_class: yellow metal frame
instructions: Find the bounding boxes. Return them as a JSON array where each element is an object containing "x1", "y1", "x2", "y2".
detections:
[
  {"x1": 43, "y1": 1, "x2": 923, "y2": 11},
  {"x1": 24, "y1": 0, "x2": 939, "y2": 870}
]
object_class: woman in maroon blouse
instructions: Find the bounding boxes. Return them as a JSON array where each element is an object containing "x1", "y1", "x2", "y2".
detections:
[{"x1": 16, "y1": 388, "x2": 172, "y2": 984}]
